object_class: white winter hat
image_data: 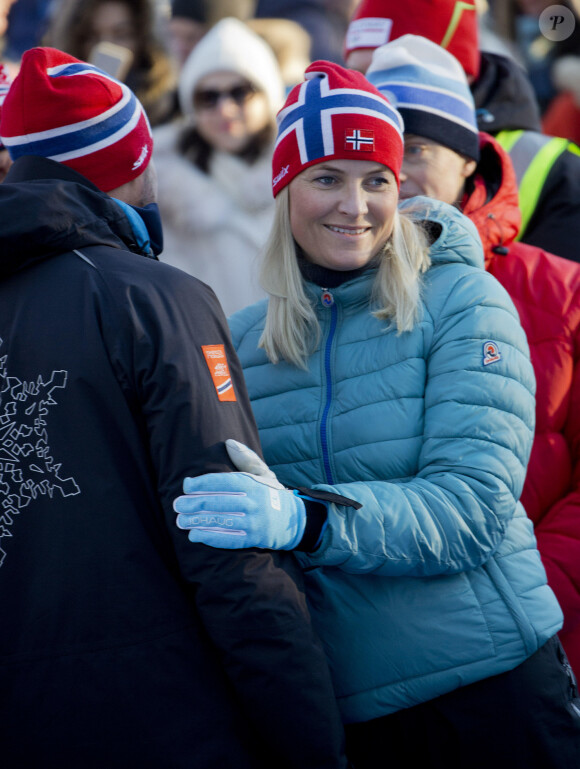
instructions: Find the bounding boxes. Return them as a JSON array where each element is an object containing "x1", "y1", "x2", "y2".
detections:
[{"x1": 178, "y1": 17, "x2": 285, "y2": 121}]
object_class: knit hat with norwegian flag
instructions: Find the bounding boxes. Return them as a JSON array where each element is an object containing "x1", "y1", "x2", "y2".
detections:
[
  {"x1": 345, "y1": 0, "x2": 480, "y2": 79},
  {"x1": 271, "y1": 59, "x2": 404, "y2": 197},
  {"x1": 0, "y1": 47, "x2": 153, "y2": 192}
]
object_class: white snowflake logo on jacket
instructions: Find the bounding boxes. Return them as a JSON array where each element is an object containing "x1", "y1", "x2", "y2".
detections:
[{"x1": 0, "y1": 340, "x2": 80, "y2": 567}]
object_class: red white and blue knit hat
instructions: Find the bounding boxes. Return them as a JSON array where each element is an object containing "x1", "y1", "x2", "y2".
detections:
[
  {"x1": 272, "y1": 59, "x2": 404, "y2": 197},
  {"x1": 0, "y1": 47, "x2": 153, "y2": 191},
  {"x1": 0, "y1": 64, "x2": 11, "y2": 151},
  {"x1": 345, "y1": 0, "x2": 480, "y2": 79},
  {"x1": 366, "y1": 35, "x2": 480, "y2": 161}
]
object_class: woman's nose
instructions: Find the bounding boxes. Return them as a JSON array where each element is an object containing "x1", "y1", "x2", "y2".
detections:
[{"x1": 337, "y1": 184, "x2": 368, "y2": 216}]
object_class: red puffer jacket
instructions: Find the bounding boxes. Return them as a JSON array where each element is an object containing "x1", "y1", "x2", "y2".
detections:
[{"x1": 462, "y1": 132, "x2": 580, "y2": 674}]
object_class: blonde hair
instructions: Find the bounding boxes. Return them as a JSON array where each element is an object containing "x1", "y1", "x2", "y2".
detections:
[{"x1": 259, "y1": 187, "x2": 431, "y2": 368}]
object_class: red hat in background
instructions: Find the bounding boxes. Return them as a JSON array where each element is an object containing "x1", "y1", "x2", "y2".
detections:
[
  {"x1": 272, "y1": 60, "x2": 404, "y2": 197},
  {"x1": 0, "y1": 47, "x2": 153, "y2": 191},
  {"x1": 345, "y1": 0, "x2": 480, "y2": 79},
  {"x1": 0, "y1": 64, "x2": 11, "y2": 151}
]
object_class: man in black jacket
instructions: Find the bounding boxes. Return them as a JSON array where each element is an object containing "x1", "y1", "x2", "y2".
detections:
[{"x1": 0, "y1": 47, "x2": 347, "y2": 769}]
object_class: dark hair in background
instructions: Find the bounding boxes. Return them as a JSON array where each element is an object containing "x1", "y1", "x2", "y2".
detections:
[
  {"x1": 178, "y1": 121, "x2": 275, "y2": 173},
  {"x1": 43, "y1": 0, "x2": 176, "y2": 125}
]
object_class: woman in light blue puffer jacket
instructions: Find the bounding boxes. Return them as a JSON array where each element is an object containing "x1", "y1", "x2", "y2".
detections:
[{"x1": 174, "y1": 61, "x2": 579, "y2": 768}]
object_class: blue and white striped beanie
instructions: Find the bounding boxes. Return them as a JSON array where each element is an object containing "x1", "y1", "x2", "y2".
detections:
[{"x1": 366, "y1": 34, "x2": 480, "y2": 162}]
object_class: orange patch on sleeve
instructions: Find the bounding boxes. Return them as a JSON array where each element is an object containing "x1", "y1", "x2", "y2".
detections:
[{"x1": 202, "y1": 344, "x2": 237, "y2": 402}]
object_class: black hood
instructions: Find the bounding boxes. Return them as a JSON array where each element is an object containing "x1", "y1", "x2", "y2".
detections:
[
  {"x1": 0, "y1": 156, "x2": 143, "y2": 278},
  {"x1": 472, "y1": 51, "x2": 542, "y2": 134}
]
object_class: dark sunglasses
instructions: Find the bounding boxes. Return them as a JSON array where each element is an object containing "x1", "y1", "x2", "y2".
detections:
[{"x1": 194, "y1": 83, "x2": 257, "y2": 110}]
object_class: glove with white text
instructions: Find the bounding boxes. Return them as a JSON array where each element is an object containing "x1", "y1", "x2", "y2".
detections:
[{"x1": 174, "y1": 440, "x2": 308, "y2": 550}]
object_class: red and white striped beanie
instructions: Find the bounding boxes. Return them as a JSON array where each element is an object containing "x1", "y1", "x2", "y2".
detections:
[{"x1": 0, "y1": 47, "x2": 153, "y2": 191}]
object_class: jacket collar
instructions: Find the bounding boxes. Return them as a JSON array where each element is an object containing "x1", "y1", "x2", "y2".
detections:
[
  {"x1": 0, "y1": 156, "x2": 150, "y2": 278},
  {"x1": 461, "y1": 133, "x2": 521, "y2": 266}
]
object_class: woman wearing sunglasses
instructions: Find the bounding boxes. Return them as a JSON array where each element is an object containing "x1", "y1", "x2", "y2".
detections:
[
  {"x1": 153, "y1": 17, "x2": 285, "y2": 316},
  {"x1": 173, "y1": 61, "x2": 575, "y2": 768}
]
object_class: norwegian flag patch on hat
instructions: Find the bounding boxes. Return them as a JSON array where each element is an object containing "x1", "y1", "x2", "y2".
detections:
[
  {"x1": 0, "y1": 47, "x2": 153, "y2": 192},
  {"x1": 345, "y1": 129, "x2": 375, "y2": 151},
  {"x1": 271, "y1": 60, "x2": 404, "y2": 197}
]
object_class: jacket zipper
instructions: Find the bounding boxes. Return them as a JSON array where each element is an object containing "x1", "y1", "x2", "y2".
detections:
[{"x1": 320, "y1": 290, "x2": 337, "y2": 485}]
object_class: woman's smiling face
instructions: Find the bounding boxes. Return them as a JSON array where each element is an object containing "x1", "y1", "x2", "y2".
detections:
[{"x1": 289, "y1": 158, "x2": 399, "y2": 271}]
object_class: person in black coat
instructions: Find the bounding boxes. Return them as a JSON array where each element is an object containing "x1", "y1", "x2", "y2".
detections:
[{"x1": 0, "y1": 46, "x2": 347, "y2": 769}]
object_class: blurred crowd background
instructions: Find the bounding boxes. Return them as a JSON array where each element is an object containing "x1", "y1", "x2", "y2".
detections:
[{"x1": 1, "y1": 1, "x2": 579, "y2": 132}]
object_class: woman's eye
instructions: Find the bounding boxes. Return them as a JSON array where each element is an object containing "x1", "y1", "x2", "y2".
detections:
[
  {"x1": 368, "y1": 176, "x2": 389, "y2": 187},
  {"x1": 314, "y1": 175, "x2": 336, "y2": 185},
  {"x1": 404, "y1": 145, "x2": 425, "y2": 158}
]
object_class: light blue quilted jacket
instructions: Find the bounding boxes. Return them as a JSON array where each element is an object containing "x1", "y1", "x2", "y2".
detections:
[{"x1": 229, "y1": 199, "x2": 563, "y2": 723}]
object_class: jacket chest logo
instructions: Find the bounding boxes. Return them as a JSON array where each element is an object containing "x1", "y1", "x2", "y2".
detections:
[{"x1": 482, "y1": 340, "x2": 502, "y2": 366}]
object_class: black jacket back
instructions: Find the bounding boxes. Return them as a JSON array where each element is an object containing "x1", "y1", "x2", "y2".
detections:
[{"x1": 0, "y1": 157, "x2": 346, "y2": 769}]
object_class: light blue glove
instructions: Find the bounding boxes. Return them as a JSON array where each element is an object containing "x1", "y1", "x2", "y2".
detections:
[{"x1": 174, "y1": 439, "x2": 306, "y2": 550}]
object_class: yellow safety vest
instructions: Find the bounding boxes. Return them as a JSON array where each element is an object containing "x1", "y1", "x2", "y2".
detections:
[{"x1": 495, "y1": 129, "x2": 580, "y2": 240}]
